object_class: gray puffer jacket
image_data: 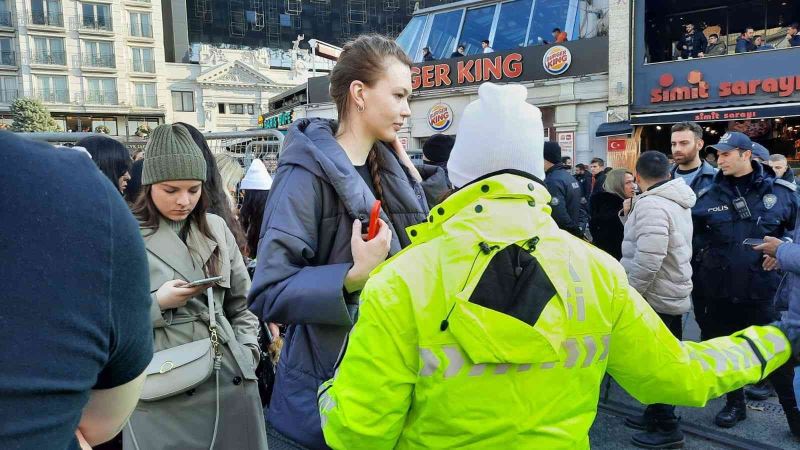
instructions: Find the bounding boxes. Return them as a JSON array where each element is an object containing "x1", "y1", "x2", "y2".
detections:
[
  {"x1": 620, "y1": 178, "x2": 696, "y2": 315},
  {"x1": 248, "y1": 118, "x2": 428, "y2": 449}
]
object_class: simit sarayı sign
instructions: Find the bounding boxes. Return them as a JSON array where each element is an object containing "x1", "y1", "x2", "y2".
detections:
[
  {"x1": 410, "y1": 37, "x2": 608, "y2": 92},
  {"x1": 632, "y1": 48, "x2": 800, "y2": 113},
  {"x1": 651, "y1": 71, "x2": 800, "y2": 104}
]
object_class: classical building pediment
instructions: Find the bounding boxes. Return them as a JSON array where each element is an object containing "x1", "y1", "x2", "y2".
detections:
[{"x1": 197, "y1": 61, "x2": 278, "y2": 88}]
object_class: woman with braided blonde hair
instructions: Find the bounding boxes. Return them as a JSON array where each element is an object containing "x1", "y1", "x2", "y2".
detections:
[{"x1": 247, "y1": 34, "x2": 428, "y2": 449}]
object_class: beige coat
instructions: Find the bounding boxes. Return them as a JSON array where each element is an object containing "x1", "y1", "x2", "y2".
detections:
[
  {"x1": 620, "y1": 179, "x2": 696, "y2": 316},
  {"x1": 123, "y1": 214, "x2": 268, "y2": 450}
]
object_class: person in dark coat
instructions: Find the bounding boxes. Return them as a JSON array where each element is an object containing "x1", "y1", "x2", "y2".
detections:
[
  {"x1": 769, "y1": 154, "x2": 797, "y2": 185},
  {"x1": 247, "y1": 35, "x2": 429, "y2": 450},
  {"x1": 589, "y1": 168, "x2": 635, "y2": 260},
  {"x1": 422, "y1": 46, "x2": 435, "y2": 61},
  {"x1": 736, "y1": 27, "x2": 757, "y2": 53},
  {"x1": 575, "y1": 163, "x2": 592, "y2": 198},
  {"x1": 415, "y1": 133, "x2": 453, "y2": 207},
  {"x1": 679, "y1": 23, "x2": 707, "y2": 59},
  {"x1": 543, "y1": 142, "x2": 587, "y2": 237},
  {"x1": 450, "y1": 45, "x2": 465, "y2": 58}
]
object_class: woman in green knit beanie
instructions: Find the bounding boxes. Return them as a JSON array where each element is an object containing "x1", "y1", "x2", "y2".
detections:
[{"x1": 126, "y1": 124, "x2": 267, "y2": 450}]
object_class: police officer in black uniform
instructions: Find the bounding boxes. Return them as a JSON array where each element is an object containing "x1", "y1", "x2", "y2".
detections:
[
  {"x1": 543, "y1": 142, "x2": 588, "y2": 238},
  {"x1": 692, "y1": 132, "x2": 800, "y2": 435}
]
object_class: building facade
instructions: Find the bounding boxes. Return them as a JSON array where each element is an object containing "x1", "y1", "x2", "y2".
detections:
[
  {"x1": 0, "y1": 0, "x2": 168, "y2": 135},
  {"x1": 393, "y1": 0, "x2": 611, "y2": 165},
  {"x1": 163, "y1": 43, "x2": 316, "y2": 131},
  {"x1": 607, "y1": 0, "x2": 800, "y2": 165}
]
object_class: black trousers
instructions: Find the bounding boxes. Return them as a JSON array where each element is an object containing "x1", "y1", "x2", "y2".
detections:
[
  {"x1": 644, "y1": 313, "x2": 683, "y2": 427},
  {"x1": 702, "y1": 301, "x2": 796, "y2": 412}
]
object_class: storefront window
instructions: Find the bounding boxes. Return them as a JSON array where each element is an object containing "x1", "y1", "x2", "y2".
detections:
[
  {"x1": 90, "y1": 117, "x2": 118, "y2": 135},
  {"x1": 396, "y1": 15, "x2": 428, "y2": 61},
  {"x1": 128, "y1": 117, "x2": 161, "y2": 135},
  {"x1": 459, "y1": 6, "x2": 497, "y2": 56},
  {"x1": 493, "y1": 0, "x2": 533, "y2": 51},
  {"x1": 426, "y1": 10, "x2": 464, "y2": 60},
  {"x1": 527, "y1": 0, "x2": 571, "y2": 46}
]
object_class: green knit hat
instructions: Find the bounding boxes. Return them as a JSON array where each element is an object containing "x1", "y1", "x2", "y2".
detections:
[{"x1": 142, "y1": 124, "x2": 207, "y2": 185}]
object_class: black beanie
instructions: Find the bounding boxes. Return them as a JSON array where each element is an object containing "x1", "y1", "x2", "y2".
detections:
[
  {"x1": 543, "y1": 141, "x2": 562, "y2": 164},
  {"x1": 423, "y1": 134, "x2": 455, "y2": 164}
]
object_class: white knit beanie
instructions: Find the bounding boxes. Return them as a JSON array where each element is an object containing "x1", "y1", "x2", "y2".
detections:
[
  {"x1": 240, "y1": 159, "x2": 273, "y2": 190},
  {"x1": 447, "y1": 83, "x2": 545, "y2": 188}
]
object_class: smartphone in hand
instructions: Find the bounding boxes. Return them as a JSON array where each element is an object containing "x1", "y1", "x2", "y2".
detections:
[
  {"x1": 742, "y1": 238, "x2": 765, "y2": 246},
  {"x1": 183, "y1": 276, "x2": 223, "y2": 288}
]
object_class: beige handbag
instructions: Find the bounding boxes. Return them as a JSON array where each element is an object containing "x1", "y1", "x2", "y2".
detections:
[
  {"x1": 140, "y1": 287, "x2": 223, "y2": 401},
  {"x1": 129, "y1": 286, "x2": 224, "y2": 450}
]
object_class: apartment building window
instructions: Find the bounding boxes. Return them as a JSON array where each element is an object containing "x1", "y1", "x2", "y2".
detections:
[
  {"x1": 35, "y1": 75, "x2": 68, "y2": 103},
  {"x1": 32, "y1": 36, "x2": 66, "y2": 65},
  {"x1": 86, "y1": 78, "x2": 117, "y2": 104},
  {"x1": 133, "y1": 82, "x2": 156, "y2": 107},
  {"x1": 0, "y1": 37, "x2": 14, "y2": 65},
  {"x1": 0, "y1": 0, "x2": 13, "y2": 27},
  {"x1": 81, "y1": 2, "x2": 112, "y2": 31},
  {"x1": 83, "y1": 40, "x2": 115, "y2": 68},
  {"x1": 131, "y1": 47, "x2": 154, "y2": 72},
  {"x1": 30, "y1": 0, "x2": 63, "y2": 27},
  {"x1": 129, "y1": 12, "x2": 152, "y2": 38},
  {"x1": 0, "y1": 75, "x2": 17, "y2": 103},
  {"x1": 228, "y1": 103, "x2": 245, "y2": 114},
  {"x1": 172, "y1": 91, "x2": 194, "y2": 112}
]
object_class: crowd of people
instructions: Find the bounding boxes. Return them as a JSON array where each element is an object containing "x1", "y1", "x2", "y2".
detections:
[
  {"x1": 2, "y1": 34, "x2": 800, "y2": 450},
  {"x1": 674, "y1": 21, "x2": 799, "y2": 60}
]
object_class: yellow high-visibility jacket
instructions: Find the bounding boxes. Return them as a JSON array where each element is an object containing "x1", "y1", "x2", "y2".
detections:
[{"x1": 318, "y1": 173, "x2": 791, "y2": 449}]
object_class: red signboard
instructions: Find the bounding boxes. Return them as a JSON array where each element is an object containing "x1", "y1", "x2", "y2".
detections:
[
  {"x1": 411, "y1": 53, "x2": 524, "y2": 90},
  {"x1": 608, "y1": 138, "x2": 627, "y2": 152}
]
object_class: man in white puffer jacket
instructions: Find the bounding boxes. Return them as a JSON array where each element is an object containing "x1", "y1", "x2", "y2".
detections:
[{"x1": 620, "y1": 151, "x2": 697, "y2": 449}]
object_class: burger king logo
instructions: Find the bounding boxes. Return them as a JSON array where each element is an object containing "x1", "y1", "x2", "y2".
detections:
[
  {"x1": 428, "y1": 103, "x2": 453, "y2": 132},
  {"x1": 543, "y1": 45, "x2": 572, "y2": 76}
]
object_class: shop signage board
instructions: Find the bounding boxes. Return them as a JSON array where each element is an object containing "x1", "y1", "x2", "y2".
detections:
[
  {"x1": 557, "y1": 131, "x2": 575, "y2": 160},
  {"x1": 261, "y1": 110, "x2": 293, "y2": 129},
  {"x1": 410, "y1": 37, "x2": 608, "y2": 92},
  {"x1": 631, "y1": 103, "x2": 800, "y2": 125},
  {"x1": 428, "y1": 103, "x2": 454, "y2": 132}
]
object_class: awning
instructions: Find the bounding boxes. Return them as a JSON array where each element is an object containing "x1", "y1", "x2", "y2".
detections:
[
  {"x1": 595, "y1": 121, "x2": 633, "y2": 137},
  {"x1": 630, "y1": 102, "x2": 800, "y2": 125}
]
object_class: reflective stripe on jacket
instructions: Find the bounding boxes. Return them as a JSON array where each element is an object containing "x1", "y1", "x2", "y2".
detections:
[{"x1": 318, "y1": 172, "x2": 791, "y2": 449}]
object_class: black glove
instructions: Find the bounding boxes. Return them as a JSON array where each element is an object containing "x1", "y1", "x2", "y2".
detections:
[{"x1": 772, "y1": 320, "x2": 800, "y2": 362}]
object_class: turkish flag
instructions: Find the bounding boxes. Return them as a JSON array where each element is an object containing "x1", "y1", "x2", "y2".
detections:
[{"x1": 608, "y1": 138, "x2": 627, "y2": 152}]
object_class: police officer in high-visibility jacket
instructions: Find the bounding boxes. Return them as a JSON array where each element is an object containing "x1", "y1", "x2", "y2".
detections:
[{"x1": 317, "y1": 83, "x2": 800, "y2": 449}]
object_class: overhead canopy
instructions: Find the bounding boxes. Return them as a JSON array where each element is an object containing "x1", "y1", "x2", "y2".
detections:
[{"x1": 595, "y1": 121, "x2": 633, "y2": 137}]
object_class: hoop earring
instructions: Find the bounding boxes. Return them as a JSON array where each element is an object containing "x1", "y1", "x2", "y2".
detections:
[{"x1": 357, "y1": 104, "x2": 365, "y2": 113}]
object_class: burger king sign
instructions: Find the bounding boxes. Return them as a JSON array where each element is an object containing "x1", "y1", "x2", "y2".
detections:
[
  {"x1": 543, "y1": 45, "x2": 572, "y2": 76},
  {"x1": 428, "y1": 103, "x2": 453, "y2": 132}
]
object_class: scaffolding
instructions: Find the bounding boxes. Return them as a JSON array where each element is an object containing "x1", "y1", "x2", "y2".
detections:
[
  {"x1": 406, "y1": 0, "x2": 419, "y2": 16},
  {"x1": 266, "y1": 0, "x2": 280, "y2": 47},
  {"x1": 348, "y1": 0, "x2": 367, "y2": 24},
  {"x1": 383, "y1": 13, "x2": 401, "y2": 36},
  {"x1": 196, "y1": 0, "x2": 213, "y2": 23},
  {"x1": 383, "y1": 0, "x2": 399, "y2": 12},
  {"x1": 285, "y1": 0, "x2": 302, "y2": 15},
  {"x1": 229, "y1": 0, "x2": 246, "y2": 37},
  {"x1": 251, "y1": 0, "x2": 265, "y2": 31},
  {"x1": 314, "y1": 0, "x2": 330, "y2": 25}
]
